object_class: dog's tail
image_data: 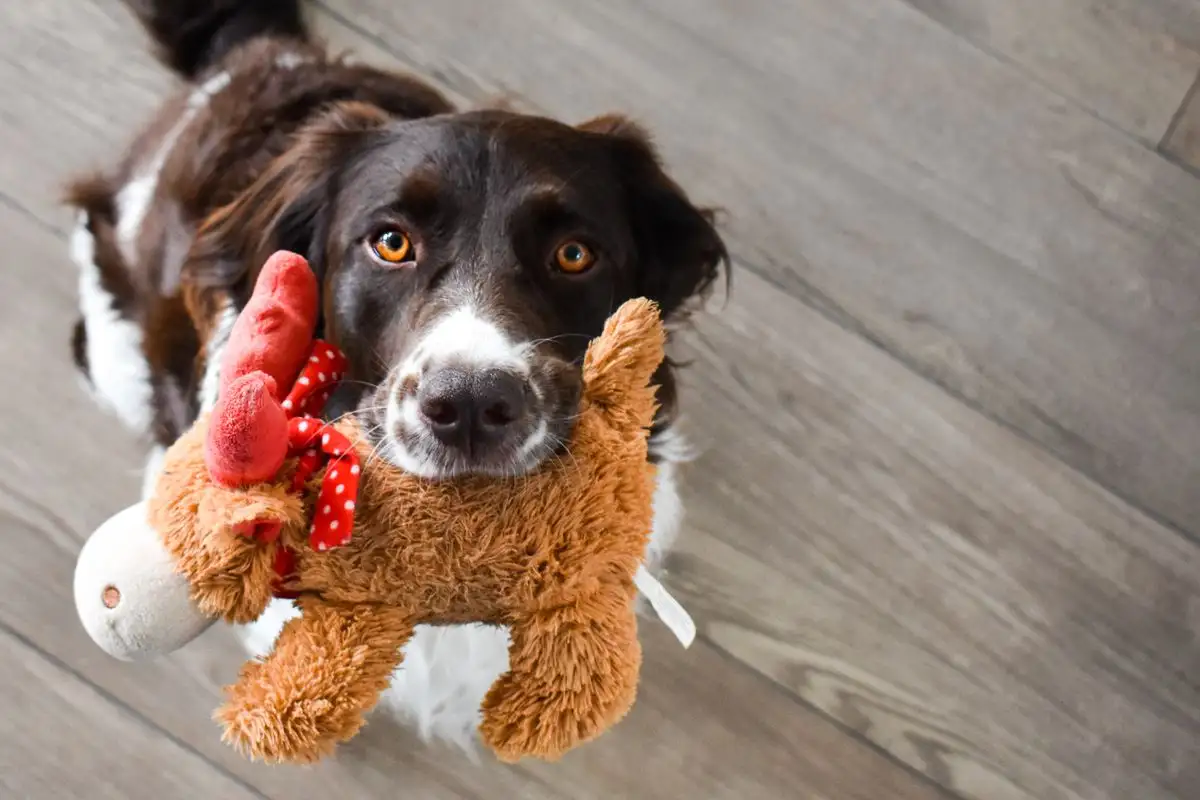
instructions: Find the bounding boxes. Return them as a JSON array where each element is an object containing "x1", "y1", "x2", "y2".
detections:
[{"x1": 123, "y1": 0, "x2": 307, "y2": 80}]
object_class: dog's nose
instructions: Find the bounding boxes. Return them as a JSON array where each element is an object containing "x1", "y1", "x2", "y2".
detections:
[{"x1": 417, "y1": 367, "x2": 529, "y2": 451}]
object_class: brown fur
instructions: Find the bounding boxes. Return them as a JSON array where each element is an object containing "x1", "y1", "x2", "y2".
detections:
[{"x1": 147, "y1": 298, "x2": 665, "y2": 763}]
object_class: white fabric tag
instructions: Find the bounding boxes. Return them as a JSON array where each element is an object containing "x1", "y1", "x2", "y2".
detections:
[{"x1": 635, "y1": 566, "x2": 696, "y2": 648}]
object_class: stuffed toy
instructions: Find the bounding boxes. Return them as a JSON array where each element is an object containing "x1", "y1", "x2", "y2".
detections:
[{"x1": 73, "y1": 251, "x2": 693, "y2": 764}]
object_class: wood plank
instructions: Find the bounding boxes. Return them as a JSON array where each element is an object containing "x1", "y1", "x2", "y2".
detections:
[
  {"x1": 0, "y1": 627, "x2": 258, "y2": 800},
  {"x1": 331, "y1": 0, "x2": 1200, "y2": 539},
  {"x1": 899, "y1": 0, "x2": 1200, "y2": 141},
  {"x1": 665, "y1": 267, "x2": 1200, "y2": 800},
  {"x1": 0, "y1": 192, "x2": 943, "y2": 796},
  {"x1": 0, "y1": 0, "x2": 172, "y2": 232},
  {"x1": 519, "y1": 627, "x2": 948, "y2": 800}
]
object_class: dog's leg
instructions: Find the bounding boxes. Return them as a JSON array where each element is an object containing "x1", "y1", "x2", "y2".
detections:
[
  {"x1": 141, "y1": 445, "x2": 167, "y2": 500},
  {"x1": 70, "y1": 211, "x2": 155, "y2": 436}
]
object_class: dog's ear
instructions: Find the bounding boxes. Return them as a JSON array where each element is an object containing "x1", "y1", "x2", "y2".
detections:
[
  {"x1": 186, "y1": 101, "x2": 390, "y2": 295},
  {"x1": 577, "y1": 114, "x2": 728, "y2": 317}
]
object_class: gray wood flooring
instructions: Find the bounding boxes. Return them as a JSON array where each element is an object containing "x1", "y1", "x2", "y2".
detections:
[{"x1": 1, "y1": 1, "x2": 1198, "y2": 798}]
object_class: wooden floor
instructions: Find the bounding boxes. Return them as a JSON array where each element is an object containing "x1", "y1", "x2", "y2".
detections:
[{"x1": 2, "y1": 1, "x2": 1200, "y2": 797}]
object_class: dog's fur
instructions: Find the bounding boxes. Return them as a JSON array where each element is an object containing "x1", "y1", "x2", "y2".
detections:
[{"x1": 68, "y1": 0, "x2": 726, "y2": 750}]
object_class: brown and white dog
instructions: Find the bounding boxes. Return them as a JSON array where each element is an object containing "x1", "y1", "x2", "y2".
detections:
[{"x1": 68, "y1": 0, "x2": 726, "y2": 749}]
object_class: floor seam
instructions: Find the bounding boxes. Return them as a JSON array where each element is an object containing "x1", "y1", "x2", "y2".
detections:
[
  {"x1": 700, "y1": 634, "x2": 967, "y2": 800},
  {"x1": 1159, "y1": 66, "x2": 1200, "y2": 151}
]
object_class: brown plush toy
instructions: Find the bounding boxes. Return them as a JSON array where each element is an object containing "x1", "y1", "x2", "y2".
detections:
[{"x1": 73, "y1": 251, "x2": 679, "y2": 764}]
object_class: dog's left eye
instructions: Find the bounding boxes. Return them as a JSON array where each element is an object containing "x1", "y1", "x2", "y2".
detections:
[
  {"x1": 370, "y1": 230, "x2": 414, "y2": 264},
  {"x1": 553, "y1": 241, "x2": 595, "y2": 274}
]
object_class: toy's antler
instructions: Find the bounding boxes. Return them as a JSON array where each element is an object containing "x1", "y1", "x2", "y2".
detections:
[{"x1": 205, "y1": 251, "x2": 319, "y2": 487}]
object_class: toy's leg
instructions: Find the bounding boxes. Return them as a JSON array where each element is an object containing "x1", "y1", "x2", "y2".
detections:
[
  {"x1": 480, "y1": 590, "x2": 641, "y2": 762},
  {"x1": 217, "y1": 598, "x2": 413, "y2": 763}
]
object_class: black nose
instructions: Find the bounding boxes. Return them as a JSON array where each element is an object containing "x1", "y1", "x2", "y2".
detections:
[{"x1": 417, "y1": 367, "x2": 529, "y2": 452}]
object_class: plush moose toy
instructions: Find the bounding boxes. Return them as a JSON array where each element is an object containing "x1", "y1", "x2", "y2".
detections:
[{"x1": 74, "y1": 251, "x2": 692, "y2": 764}]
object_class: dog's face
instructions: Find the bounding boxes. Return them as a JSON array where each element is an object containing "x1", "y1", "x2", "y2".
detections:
[{"x1": 194, "y1": 105, "x2": 725, "y2": 478}]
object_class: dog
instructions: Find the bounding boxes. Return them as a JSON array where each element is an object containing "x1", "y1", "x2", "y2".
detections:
[{"x1": 67, "y1": 0, "x2": 727, "y2": 750}]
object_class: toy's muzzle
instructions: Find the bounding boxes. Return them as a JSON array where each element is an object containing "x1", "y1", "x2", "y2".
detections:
[{"x1": 74, "y1": 502, "x2": 216, "y2": 660}]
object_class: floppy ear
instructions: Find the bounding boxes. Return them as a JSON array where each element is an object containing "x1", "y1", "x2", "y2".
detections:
[
  {"x1": 577, "y1": 114, "x2": 729, "y2": 316},
  {"x1": 185, "y1": 101, "x2": 391, "y2": 295}
]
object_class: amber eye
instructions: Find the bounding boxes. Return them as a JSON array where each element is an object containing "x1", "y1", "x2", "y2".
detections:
[
  {"x1": 554, "y1": 241, "x2": 595, "y2": 274},
  {"x1": 371, "y1": 230, "x2": 413, "y2": 264}
]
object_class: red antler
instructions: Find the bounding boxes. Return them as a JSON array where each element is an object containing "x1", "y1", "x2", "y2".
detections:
[{"x1": 205, "y1": 251, "x2": 319, "y2": 488}]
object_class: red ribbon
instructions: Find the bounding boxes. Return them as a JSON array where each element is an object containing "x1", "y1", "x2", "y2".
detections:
[{"x1": 278, "y1": 341, "x2": 362, "y2": 552}]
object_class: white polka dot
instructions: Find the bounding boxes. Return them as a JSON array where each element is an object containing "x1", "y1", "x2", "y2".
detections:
[
  {"x1": 333, "y1": 448, "x2": 342, "y2": 456},
  {"x1": 330, "y1": 520, "x2": 339, "y2": 531},
  {"x1": 299, "y1": 376, "x2": 310, "y2": 385},
  {"x1": 317, "y1": 541, "x2": 328, "y2": 551},
  {"x1": 350, "y1": 464, "x2": 360, "y2": 475},
  {"x1": 282, "y1": 399, "x2": 293, "y2": 410},
  {"x1": 336, "y1": 484, "x2": 345, "y2": 495},
  {"x1": 344, "y1": 500, "x2": 355, "y2": 511},
  {"x1": 310, "y1": 355, "x2": 319, "y2": 363},
  {"x1": 326, "y1": 349, "x2": 335, "y2": 359},
  {"x1": 318, "y1": 372, "x2": 326, "y2": 382},
  {"x1": 321, "y1": 434, "x2": 330, "y2": 445},
  {"x1": 298, "y1": 421, "x2": 309, "y2": 432},
  {"x1": 323, "y1": 505, "x2": 330, "y2": 515},
  {"x1": 306, "y1": 449, "x2": 317, "y2": 458},
  {"x1": 330, "y1": 470, "x2": 338, "y2": 479},
  {"x1": 340, "y1": 535, "x2": 351, "y2": 545}
]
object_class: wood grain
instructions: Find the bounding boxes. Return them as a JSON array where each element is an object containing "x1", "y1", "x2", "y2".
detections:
[
  {"x1": 668, "y1": 267, "x2": 1200, "y2": 800},
  {"x1": 0, "y1": 628, "x2": 259, "y2": 800},
  {"x1": 899, "y1": 0, "x2": 1200, "y2": 141},
  {"x1": 330, "y1": 0, "x2": 1200, "y2": 539},
  {"x1": 3, "y1": 1, "x2": 1200, "y2": 798},
  {"x1": 0, "y1": 0, "x2": 172, "y2": 233}
]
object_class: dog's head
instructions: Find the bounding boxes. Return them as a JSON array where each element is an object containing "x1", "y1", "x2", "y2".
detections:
[{"x1": 191, "y1": 103, "x2": 726, "y2": 478}]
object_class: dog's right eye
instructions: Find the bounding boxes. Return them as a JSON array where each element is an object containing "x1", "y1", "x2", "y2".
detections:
[{"x1": 370, "y1": 230, "x2": 414, "y2": 265}]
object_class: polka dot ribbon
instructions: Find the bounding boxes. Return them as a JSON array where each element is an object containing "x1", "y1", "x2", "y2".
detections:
[{"x1": 279, "y1": 341, "x2": 361, "y2": 552}]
